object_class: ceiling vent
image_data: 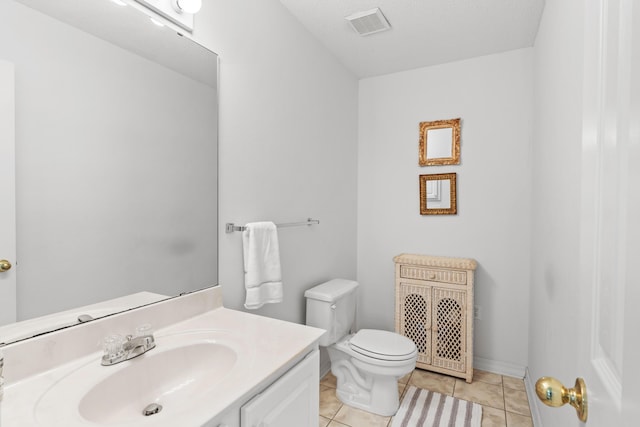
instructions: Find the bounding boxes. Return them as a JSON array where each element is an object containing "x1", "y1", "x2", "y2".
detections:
[{"x1": 345, "y1": 8, "x2": 391, "y2": 36}]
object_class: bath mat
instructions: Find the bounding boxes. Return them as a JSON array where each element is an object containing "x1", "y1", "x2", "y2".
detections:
[{"x1": 391, "y1": 386, "x2": 482, "y2": 427}]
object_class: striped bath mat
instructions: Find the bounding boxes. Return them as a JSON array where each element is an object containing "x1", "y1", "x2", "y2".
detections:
[{"x1": 391, "y1": 386, "x2": 482, "y2": 427}]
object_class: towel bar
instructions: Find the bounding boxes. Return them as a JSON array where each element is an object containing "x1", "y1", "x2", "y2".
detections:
[{"x1": 225, "y1": 218, "x2": 319, "y2": 233}]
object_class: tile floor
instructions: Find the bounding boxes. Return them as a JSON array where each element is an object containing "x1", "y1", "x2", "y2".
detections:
[{"x1": 319, "y1": 369, "x2": 533, "y2": 427}]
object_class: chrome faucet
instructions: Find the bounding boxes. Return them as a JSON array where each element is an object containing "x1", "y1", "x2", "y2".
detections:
[{"x1": 101, "y1": 324, "x2": 155, "y2": 366}]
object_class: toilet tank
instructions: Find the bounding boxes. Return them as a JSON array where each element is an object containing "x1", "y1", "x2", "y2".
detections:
[{"x1": 304, "y1": 279, "x2": 359, "y2": 347}]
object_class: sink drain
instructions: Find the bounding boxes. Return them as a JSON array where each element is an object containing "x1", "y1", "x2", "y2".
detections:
[{"x1": 142, "y1": 403, "x2": 163, "y2": 416}]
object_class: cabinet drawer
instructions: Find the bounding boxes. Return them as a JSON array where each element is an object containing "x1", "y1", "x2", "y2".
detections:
[{"x1": 399, "y1": 266, "x2": 467, "y2": 284}]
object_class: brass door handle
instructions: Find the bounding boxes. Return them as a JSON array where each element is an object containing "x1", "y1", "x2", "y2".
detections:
[
  {"x1": 0, "y1": 260, "x2": 11, "y2": 272},
  {"x1": 535, "y1": 376, "x2": 587, "y2": 422}
]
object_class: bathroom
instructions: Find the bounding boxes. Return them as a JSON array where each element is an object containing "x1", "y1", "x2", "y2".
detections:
[{"x1": 1, "y1": 0, "x2": 638, "y2": 426}]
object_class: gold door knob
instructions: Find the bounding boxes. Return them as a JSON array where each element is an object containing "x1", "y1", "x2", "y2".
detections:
[
  {"x1": 0, "y1": 260, "x2": 11, "y2": 272},
  {"x1": 535, "y1": 376, "x2": 588, "y2": 422}
]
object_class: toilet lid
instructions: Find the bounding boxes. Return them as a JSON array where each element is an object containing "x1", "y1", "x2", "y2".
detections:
[{"x1": 349, "y1": 329, "x2": 417, "y2": 361}]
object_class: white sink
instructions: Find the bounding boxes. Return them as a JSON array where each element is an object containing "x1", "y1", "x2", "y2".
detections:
[{"x1": 33, "y1": 330, "x2": 250, "y2": 426}]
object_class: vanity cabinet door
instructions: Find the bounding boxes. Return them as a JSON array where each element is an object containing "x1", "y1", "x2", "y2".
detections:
[
  {"x1": 396, "y1": 282, "x2": 432, "y2": 366},
  {"x1": 431, "y1": 287, "x2": 466, "y2": 373},
  {"x1": 241, "y1": 349, "x2": 319, "y2": 427}
]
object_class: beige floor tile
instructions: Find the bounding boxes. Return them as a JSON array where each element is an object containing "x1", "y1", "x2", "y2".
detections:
[
  {"x1": 502, "y1": 376, "x2": 526, "y2": 392},
  {"x1": 320, "y1": 385, "x2": 343, "y2": 418},
  {"x1": 399, "y1": 371, "x2": 412, "y2": 384},
  {"x1": 321, "y1": 372, "x2": 338, "y2": 388},
  {"x1": 504, "y1": 389, "x2": 530, "y2": 416},
  {"x1": 333, "y1": 404, "x2": 391, "y2": 427},
  {"x1": 454, "y1": 379, "x2": 505, "y2": 410},
  {"x1": 318, "y1": 368, "x2": 534, "y2": 427},
  {"x1": 506, "y1": 412, "x2": 533, "y2": 427},
  {"x1": 481, "y1": 406, "x2": 507, "y2": 427},
  {"x1": 474, "y1": 370, "x2": 503, "y2": 385},
  {"x1": 398, "y1": 380, "x2": 408, "y2": 398},
  {"x1": 409, "y1": 369, "x2": 456, "y2": 396}
]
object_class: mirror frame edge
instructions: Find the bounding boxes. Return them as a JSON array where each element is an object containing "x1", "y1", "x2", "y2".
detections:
[
  {"x1": 418, "y1": 118, "x2": 461, "y2": 166},
  {"x1": 419, "y1": 173, "x2": 458, "y2": 215}
]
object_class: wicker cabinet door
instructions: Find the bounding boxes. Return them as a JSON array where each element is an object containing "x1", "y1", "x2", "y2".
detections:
[
  {"x1": 397, "y1": 282, "x2": 432, "y2": 366},
  {"x1": 431, "y1": 287, "x2": 466, "y2": 373}
]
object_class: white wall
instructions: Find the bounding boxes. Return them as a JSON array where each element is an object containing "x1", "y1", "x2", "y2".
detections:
[
  {"x1": 528, "y1": 0, "x2": 586, "y2": 425},
  {"x1": 193, "y1": 0, "x2": 359, "y2": 324},
  {"x1": 358, "y1": 49, "x2": 533, "y2": 373}
]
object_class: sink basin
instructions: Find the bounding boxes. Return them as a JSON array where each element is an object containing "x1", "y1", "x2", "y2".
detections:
[
  {"x1": 34, "y1": 330, "x2": 251, "y2": 426},
  {"x1": 79, "y1": 341, "x2": 236, "y2": 423}
]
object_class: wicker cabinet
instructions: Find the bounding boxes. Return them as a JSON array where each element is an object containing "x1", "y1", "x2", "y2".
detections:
[{"x1": 394, "y1": 254, "x2": 477, "y2": 383}]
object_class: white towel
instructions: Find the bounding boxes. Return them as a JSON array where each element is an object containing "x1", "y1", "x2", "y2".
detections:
[{"x1": 242, "y1": 221, "x2": 283, "y2": 309}]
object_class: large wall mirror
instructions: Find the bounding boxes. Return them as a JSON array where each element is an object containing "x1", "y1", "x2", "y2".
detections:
[
  {"x1": 419, "y1": 173, "x2": 457, "y2": 215},
  {"x1": 0, "y1": 0, "x2": 218, "y2": 344},
  {"x1": 418, "y1": 118, "x2": 461, "y2": 166}
]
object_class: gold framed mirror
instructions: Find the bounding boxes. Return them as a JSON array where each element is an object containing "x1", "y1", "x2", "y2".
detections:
[
  {"x1": 419, "y1": 173, "x2": 457, "y2": 215},
  {"x1": 419, "y1": 118, "x2": 461, "y2": 166}
]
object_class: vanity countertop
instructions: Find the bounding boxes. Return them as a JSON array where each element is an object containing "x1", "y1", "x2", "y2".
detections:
[{"x1": 0, "y1": 287, "x2": 324, "y2": 426}]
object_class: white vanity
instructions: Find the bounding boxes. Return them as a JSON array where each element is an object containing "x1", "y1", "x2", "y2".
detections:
[{"x1": 0, "y1": 286, "x2": 324, "y2": 426}]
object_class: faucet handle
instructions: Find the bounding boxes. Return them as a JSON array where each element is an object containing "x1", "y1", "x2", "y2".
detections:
[
  {"x1": 135, "y1": 324, "x2": 156, "y2": 351},
  {"x1": 102, "y1": 334, "x2": 125, "y2": 362},
  {"x1": 135, "y1": 323, "x2": 153, "y2": 337}
]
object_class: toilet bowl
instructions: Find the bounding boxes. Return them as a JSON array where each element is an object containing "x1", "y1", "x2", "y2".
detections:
[
  {"x1": 305, "y1": 279, "x2": 417, "y2": 416},
  {"x1": 328, "y1": 330, "x2": 417, "y2": 415}
]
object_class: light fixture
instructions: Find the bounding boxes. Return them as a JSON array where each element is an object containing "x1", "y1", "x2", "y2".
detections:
[
  {"x1": 171, "y1": 0, "x2": 201, "y2": 14},
  {"x1": 110, "y1": 0, "x2": 127, "y2": 6},
  {"x1": 135, "y1": 0, "x2": 200, "y2": 32}
]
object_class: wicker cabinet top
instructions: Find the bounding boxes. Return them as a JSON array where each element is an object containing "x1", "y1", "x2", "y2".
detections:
[{"x1": 393, "y1": 253, "x2": 477, "y2": 270}]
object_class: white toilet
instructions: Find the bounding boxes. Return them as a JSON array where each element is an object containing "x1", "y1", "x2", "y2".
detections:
[{"x1": 305, "y1": 279, "x2": 417, "y2": 416}]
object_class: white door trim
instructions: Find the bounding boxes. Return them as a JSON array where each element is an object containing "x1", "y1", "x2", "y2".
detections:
[{"x1": 0, "y1": 59, "x2": 17, "y2": 328}]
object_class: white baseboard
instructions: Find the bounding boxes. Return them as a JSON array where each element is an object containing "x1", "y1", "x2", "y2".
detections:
[
  {"x1": 473, "y1": 356, "x2": 527, "y2": 378},
  {"x1": 524, "y1": 367, "x2": 543, "y2": 427}
]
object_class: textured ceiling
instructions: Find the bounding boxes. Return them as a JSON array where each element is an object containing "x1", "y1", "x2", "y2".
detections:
[{"x1": 279, "y1": 0, "x2": 545, "y2": 78}]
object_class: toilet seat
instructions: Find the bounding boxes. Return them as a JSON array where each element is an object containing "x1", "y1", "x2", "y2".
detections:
[{"x1": 349, "y1": 329, "x2": 417, "y2": 361}]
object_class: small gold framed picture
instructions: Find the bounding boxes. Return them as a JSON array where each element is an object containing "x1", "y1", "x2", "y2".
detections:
[
  {"x1": 419, "y1": 173, "x2": 457, "y2": 215},
  {"x1": 419, "y1": 118, "x2": 461, "y2": 166}
]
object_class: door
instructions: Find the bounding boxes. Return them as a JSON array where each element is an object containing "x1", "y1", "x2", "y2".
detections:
[
  {"x1": 432, "y1": 287, "x2": 466, "y2": 374},
  {"x1": 0, "y1": 60, "x2": 16, "y2": 328},
  {"x1": 398, "y1": 282, "x2": 432, "y2": 367},
  {"x1": 576, "y1": 0, "x2": 639, "y2": 424}
]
